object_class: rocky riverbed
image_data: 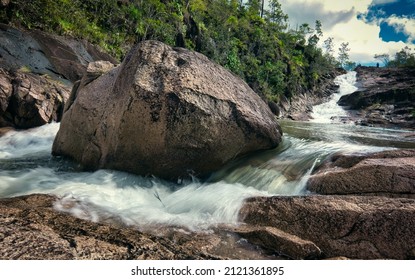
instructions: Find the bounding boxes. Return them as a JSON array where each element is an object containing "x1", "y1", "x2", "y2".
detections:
[
  {"x1": 338, "y1": 66, "x2": 415, "y2": 129},
  {"x1": 1, "y1": 24, "x2": 415, "y2": 260},
  {"x1": 2, "y1": 149, "x2": 415, "y2": 260}
]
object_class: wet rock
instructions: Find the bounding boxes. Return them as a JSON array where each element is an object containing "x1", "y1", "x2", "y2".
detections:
[
  {"x1": 231, "y1": 225, "x2": 321, "y2": 259},
  {"x1": 239, "y1": 195, "x2": 415, "y2": 259},
  {"x1": 307, "y1": 149, "x2": 415, "y2": 198},
  {"x1": 0, "y1": 194, "x2": 221, "y2": 260},
  {"x1": 0, "y1": 68, "x2": 70, "y2": 128},
  {"x1": 53, "y1": 40, "x2": 282, "y2": 180},
  {"x1": 0, "y1": 126, "x2": 13, "y2": 136},
  {"x1": 338, "y1": 66, "x2": 415, "y2": 129},
  {"x1": 0, "y1": 194, "x2": 284, "y2": 260}
]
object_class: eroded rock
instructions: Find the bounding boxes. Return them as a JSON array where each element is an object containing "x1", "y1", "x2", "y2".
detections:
[
  {"x1": 239, "y1": 195, "x2": 415, "y2": 259},
  {"x1": 0, "y1": 68, "x2": 70, "y2": 128},
  {"x1": 231, "y1": 225, "x2": 322, "y2": 259},
  {"x1": 53, "y1": 40, "x2": 282, "y2": 179},
  {"x1": 338, "y1": 66, "x2": 415, "y2": 129},
  {"x1": 0, "y1": 194, "x2": 221, "y2": 260},
  {"x1": 307, "y1": 149, "x2": 415, "y2": 198}
]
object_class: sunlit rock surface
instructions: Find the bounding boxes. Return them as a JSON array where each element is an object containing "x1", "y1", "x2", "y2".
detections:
[{"x1": 53, "y1": 40, "x2": 282, "y2": 179}]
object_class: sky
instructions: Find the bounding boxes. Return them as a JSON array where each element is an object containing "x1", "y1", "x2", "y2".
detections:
[{"x1": 271, "y1": 0, "x2": 415, "y2": 65}]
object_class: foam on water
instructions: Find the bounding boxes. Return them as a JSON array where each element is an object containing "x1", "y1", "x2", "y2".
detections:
[
  {"x1": 0, "y1": 167, "x2": 268, "y2": 230},
  {"x1": 311, "y1": 71, "x2": 358, "y2": 123},
  {"x1": 0, "y1": 123, "x2": 273, "y2": 229},
  {"x1": 0, "y1": 122, "x2": 60, "y2": 159}
]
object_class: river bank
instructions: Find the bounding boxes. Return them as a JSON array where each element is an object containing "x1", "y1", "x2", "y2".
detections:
[
  {"x1": 339, "y1": 66, "x2": 415, "y2": 129},
  {"x1": 0, "y1": 24, "x2": 414, "y2": 259}
]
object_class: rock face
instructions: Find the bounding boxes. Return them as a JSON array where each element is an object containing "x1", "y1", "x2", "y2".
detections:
[
  {"x1": 52, "y1": 40, "x2": 282, "y2": 179},
  {"x1": 338, "y1": 66, "x2": 415, "y2": 129},
  {"x1": 0, "y1": 68, "x2": 70, "y2": 128},
  {"x1": 0, "y1": 24, "x2": 118, "y2": 128},
  {"x1": 239, "y1": 195, "x2": 415, "y2": 259},
  {"x1": 307, "y1": 149, "x2": 415, "y2": 198},
  {"x1": 0, "y1": 24, "x2": 117, "y2": 84}
]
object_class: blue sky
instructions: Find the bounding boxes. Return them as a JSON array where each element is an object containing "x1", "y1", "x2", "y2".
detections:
[{"x1": 273, "y1": 0, "x2": 415, "y2": 64}]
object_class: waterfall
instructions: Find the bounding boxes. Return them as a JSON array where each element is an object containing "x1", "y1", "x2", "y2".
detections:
[{"x1": 311, "y1": 71, "x2": 358, "y2": 123}]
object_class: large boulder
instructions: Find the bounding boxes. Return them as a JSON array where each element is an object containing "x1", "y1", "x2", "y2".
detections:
[
  {"x1": 52, "y1": 40, "x2": 282, "y2": 179},
  {"x1": 307, "y1": 149, "x2": 415, "y2": 198}
]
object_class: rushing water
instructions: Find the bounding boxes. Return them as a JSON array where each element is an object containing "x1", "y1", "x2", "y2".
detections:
[{"x1": 0, "y1": 71, "x2": 414, "y2": 230}]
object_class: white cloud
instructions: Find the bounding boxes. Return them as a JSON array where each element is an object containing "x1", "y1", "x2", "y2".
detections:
[
  {"x1": 277, "y1": 0, "x2": 359, "y2": 30},
  {"x1": 385, "y1": 15, "x2": 415, "y2": 43},
  {"x1": 275, "y1": 0, "x2": 415, "y2": 64},
  {"x1": 372, "y1": 0, "x2": 400, "y2": 4}
]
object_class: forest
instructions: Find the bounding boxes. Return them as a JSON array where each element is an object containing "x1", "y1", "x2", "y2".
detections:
[{"x1": 1, "y1": 0, "x2": 347, "y2": 102}]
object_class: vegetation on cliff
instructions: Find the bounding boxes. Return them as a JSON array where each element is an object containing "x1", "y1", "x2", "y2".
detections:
[
  {"x1": 1, "y1": 0, "x2": 340, "y2": 103},
  {"x1": 374, "y1": 46, "x2": 415, "y2": 68}
]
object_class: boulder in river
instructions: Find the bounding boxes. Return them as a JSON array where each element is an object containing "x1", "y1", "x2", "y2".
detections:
[
  {"x1": 307, "y1": 149, "x2": 415, "y2": 198},
  {"x1": 52, "y1": 40, "x2": 282, "y2": 179}
]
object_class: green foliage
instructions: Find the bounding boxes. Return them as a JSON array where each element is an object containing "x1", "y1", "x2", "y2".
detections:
[
  {"x1": 337, "y1": 42, "x2": 350, "y2": 68},
  {"x1": 2, "y1": 0, "x2": 338, "y2": 103},
  {"x1": 374, "y1": 53, "x2": 390, "y2": 66},
  {"x1": 387, "y1": 47, "x2": 415, "y2": 68}
]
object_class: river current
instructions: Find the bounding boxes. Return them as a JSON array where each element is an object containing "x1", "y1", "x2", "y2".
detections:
[{"x1": 0, "y1": 71, "x2": 414, "y2": 230}]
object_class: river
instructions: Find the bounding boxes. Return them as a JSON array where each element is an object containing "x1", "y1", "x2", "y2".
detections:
[{"x1": 0, "y1": 71, "x2": 414, "y2": 230}]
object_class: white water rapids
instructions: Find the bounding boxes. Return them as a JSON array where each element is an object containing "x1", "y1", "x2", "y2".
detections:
[
  {"x1": 0, "y1": 71, "x2": 413, "y2": 231},
  {"x1": 311, "y1": 71, "x2": 358, "y2": 123}
]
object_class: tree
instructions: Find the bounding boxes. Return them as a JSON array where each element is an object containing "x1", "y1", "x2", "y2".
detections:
[
  {"x1": 374, "y1": 53, "x2": 390, "y2": 67},
  {"x1": 387, "y1": 47, "x2": 415, "y2": 68},
  {"x1": 338, "y1": 42, "x2": 350, "y2": 68},
  {"x1": 308, "y1": 20, "x2": 323, "y2": 46},
  {"x1": 323, "y1": 37, "x2": 334, "y2": 55},
  {"x1": 260, "y1": 0, "x2": 265, "y2": 18},
  {"x1": 265, "y1": 0, "x2": 288, "y2": 30}
]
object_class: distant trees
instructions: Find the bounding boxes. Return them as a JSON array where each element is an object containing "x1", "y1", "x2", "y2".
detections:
[
  {"x1": 337, "y1": 42, "x2": 350, "y2": 69},
  {"x1": 374, "y1": 53, "x2": 390, "y2": 66},
  {"x1": 374, "y1": 46, "x2": 415, "y2": 68}
]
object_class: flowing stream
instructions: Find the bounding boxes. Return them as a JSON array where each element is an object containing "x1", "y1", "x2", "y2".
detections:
[{"x1": 0, "y1": 71, "x2": 414, "y2": 230}]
